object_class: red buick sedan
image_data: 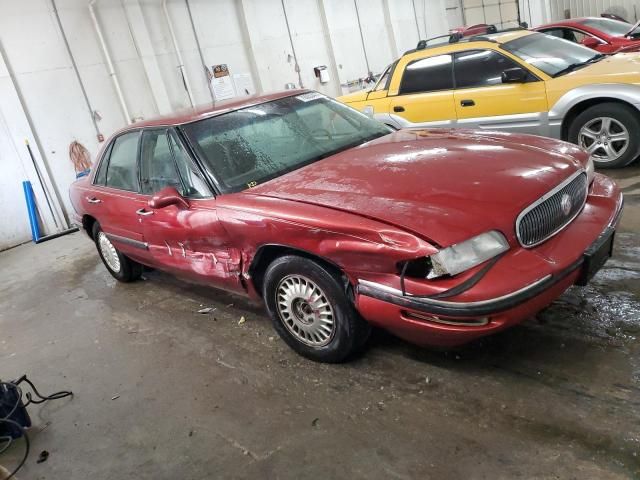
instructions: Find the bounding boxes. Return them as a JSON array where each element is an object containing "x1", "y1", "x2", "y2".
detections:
[
  {"x1": 69, "y1": 90, "x2": 623, "y2": 363},
  {"x1": 535, "y1": 17, "x2": 640, "y2": 54}
]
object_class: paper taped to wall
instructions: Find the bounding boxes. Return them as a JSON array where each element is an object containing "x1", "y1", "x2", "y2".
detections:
[
  {"x1": 211, "y1": 64, "x2": 235, "y2": 101},
  {"x1": 233, "y1": 73, "x2": 255, "y2": 96}
]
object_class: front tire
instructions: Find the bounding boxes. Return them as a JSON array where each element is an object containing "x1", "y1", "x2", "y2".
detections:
[
  {"x1": 92, "y1": 223, "x2": 143, "y2": 282},
  {"x1": 263, "y1": 255, "x2": 370, "y2": 363},
  {"x1": 568, "y1": 102, "x2": 640, "y2": 168}
]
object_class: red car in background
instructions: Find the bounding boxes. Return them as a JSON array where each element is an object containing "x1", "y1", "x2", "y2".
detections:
[
  {"x1": 535, "y1": 17, "x2": 640, "y2": 54},
  {"x1": 69, "y1": 90, "x2": 622, "y2": 363},
  {"x1": 449, "y1": 23, "x2": 497, "y2": 37}
]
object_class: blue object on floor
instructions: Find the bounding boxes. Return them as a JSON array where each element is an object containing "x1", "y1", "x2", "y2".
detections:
[{"x1": 22, "y1": 180, "x2": 41, "y2": 242}]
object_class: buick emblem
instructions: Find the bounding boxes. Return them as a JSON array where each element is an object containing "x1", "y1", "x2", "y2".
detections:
[{"x1": 560, "y1": 193, "x2": 572, "y2": 216}]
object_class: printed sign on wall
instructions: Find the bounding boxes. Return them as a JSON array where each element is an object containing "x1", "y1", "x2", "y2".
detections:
[{"x1": 211, "y1": 64, "x2": 235, "y2": 101}]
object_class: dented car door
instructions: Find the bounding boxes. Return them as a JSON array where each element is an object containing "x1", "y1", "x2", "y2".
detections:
[{"x1": 138, "y1": 128, "x2": 244, "y2": 293}]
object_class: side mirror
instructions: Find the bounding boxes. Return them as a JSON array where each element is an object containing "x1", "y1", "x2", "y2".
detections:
[
  {"x1": 581, "y1": 36, "x2": 600, "y2": 49},
  {"x1": 362, "y1": 105, "x2": 375, "y2": 117},
  {"x1": 148, "y1": 186, "x2": 189, "y2": 210},
  {"x1": 501, "y1": 67, "x2": 527, "y2": 83}
]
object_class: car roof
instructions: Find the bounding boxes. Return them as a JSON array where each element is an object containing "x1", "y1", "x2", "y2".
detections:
[
  {"x1": 403, "y1": 29, "x2": 533, "y2": 59},
  {"x1": 130, "y1": 89, "x2": 309, "y2": 129},
  {"x1": 535, "y1": 17, "x2": 608, "y2": 29},
  {"x1": 477, "y1": 29, "x2": 534, "y2": 43}
]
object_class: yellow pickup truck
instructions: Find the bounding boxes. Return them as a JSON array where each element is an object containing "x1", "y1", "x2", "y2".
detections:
[{"x1": 338, "y1": 29, "x2": 640, "y2": 168}]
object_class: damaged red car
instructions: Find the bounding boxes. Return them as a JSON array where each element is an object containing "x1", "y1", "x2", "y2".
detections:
[{"x1": 70, "y1": 90, "x2": 623, "y2": 363}]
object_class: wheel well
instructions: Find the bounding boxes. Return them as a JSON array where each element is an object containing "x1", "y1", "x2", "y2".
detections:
[
  {"x1": 82, "y1": 215, "x2": 97, "y2": 239},
  {"x1": 249, "y1": 245, "x2": 346, "y2": 298},
  {"x1": 561, "y1": 98, "x2": 635, "y2": 140}
]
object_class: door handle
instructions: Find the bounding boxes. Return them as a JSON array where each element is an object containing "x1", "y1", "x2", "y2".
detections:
[
  {"x1": 460, "y1": 99, "x2": 475, "y2": 107},
  {"x1": 393, "y1": 106, "x2": 405, "y2": 112},
  {"x1": 136, "y1": 208, "x2": 154, "y2": 216},
  {"x1": 86, "y1": 196, "x2": 102, "y2": 204}
]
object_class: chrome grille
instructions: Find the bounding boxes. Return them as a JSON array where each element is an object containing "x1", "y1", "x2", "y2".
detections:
[{"x1": 517, "y1": 172, "x2": 588, "y2": 248}]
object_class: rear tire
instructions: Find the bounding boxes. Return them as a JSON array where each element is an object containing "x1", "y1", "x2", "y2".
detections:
[
  {"x1": 568, "y1": 102, "x2": 640, "y2": 168},
  {"x1": 263, "y1": 255, "x2": 371, "y2": 363},
  {"x1": 92, "y1": 223, "x2": 143, "y2": 283}
]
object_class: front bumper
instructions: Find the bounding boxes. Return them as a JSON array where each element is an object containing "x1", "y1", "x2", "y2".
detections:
[{"x1": 354, "y1": 175, "x2": 623, "y2": 347}]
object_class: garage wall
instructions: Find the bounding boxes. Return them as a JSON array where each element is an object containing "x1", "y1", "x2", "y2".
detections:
[
  {"x1": 545, "y1": 0, "x2": 639, "y2": 23},
  {"x1": 518, "y1": 0, "x2": 639, "y2": 27},
  {"x1": 460, "y1": 0, "x2": 521, "y2": 28},
  {"x1": 518, "y1": 0, "x2": 548, "y2": 26},
  {"x1": 0, "y1": 0, "x2": 449, "y2": 250},
  {"x1": 0, "y1": 1, "x2": 87, "y2": 250}
]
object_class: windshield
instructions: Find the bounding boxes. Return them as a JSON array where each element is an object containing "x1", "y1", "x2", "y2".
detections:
[
  {"x1": 580, "y1": 18, "x2": 640, "y2": 38},
  {"x1": 182, "y1": 93, "x2": 391, "y2": 193},
  {"x1": 501, "y1": 32, "x2": 601, "y2": 77}
]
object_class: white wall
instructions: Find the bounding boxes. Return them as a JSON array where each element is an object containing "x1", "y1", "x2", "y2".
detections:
[
  {"x1": 543, "y1": 0, "x2": 639, "y2": 24},
  {"x1": 518, "y1": 0, "x2": 640, "y2": 28},
  {"x1": 398, "y1": 0, "x2": 450, "y2": 47},
  {"x1": 461, "y1": 0, "x2": 521, "y2": 28},
  {"x1": 0, "y1": 0, "x2": 449, "y2": 250}
]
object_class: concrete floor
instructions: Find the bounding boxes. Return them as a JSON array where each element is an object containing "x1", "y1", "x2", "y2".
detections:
[{"x1": 1, "y1": 166, "x2": 639, "y2": 479}]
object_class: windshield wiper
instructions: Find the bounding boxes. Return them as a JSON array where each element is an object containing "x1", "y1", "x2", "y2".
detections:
[{"x1": 553, "y1": 54, "x2": 604, "y2": 77}]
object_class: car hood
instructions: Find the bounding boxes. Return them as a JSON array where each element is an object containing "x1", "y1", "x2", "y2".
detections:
[
  {"x1": 336, "y1": 89, "x2": 370, "y2": 104},
  {"x1": 247, "y1": 129, "x2": 586, "y2": 247},
  {"x1": 565, "y1": 51, "x2": 640, "y2": 81}
]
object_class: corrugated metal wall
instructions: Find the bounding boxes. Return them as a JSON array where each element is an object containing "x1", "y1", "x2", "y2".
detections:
[{"x1": 547, "y1": 0, "x2": 639, "y2": 22}]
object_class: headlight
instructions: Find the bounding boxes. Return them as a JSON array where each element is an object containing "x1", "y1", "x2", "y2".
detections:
[
  {"x1": 428, "y1": 231, "x2": 509, "y2": 279},
  {"x1": 586, "y1": 155, "x2": 595, "y2": 184}
]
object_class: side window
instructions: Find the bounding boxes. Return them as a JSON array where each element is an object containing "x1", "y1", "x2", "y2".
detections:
[
  {"x1": 93, "y1": 142, "x2": 113, "y2": 186},
  {"x1": 541, "y1": 28, "x2": 564, "y2": 39},
  {"x1": 399, "y1": 54, "x2": 453, "y2": 95},
  {"x1": 454, "y1": 50, "x2": 525, "y2": 89},
  {"x1": 558, "y1": 28, "x2": 582, "y2": 43},
  {"x1": 168, "y1": 131, "x2": 211, "y2": 198},
  {"x1": 567, "y1": 30, "x2": 591, "y2": 44},
  {"x1": 139, "y1": 129, "x2": 182, "y2": 195},
  {"x1": 540, "y1": 28, "x2": 591, "y2": 44},
  {"x1": 104, "y1": 132, "x2": 140, "y2": 192},
  {"x1": 373, "y1": 63, "x2": 394, "y2": 91}
]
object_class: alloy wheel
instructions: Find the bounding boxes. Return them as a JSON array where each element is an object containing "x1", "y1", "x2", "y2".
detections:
[
  {"x1": 276, "y1": 275, "x2": 335, "y2": 347},
  {"x1": 578, "y1": 117, "x2": 629, "y2": 163}
]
